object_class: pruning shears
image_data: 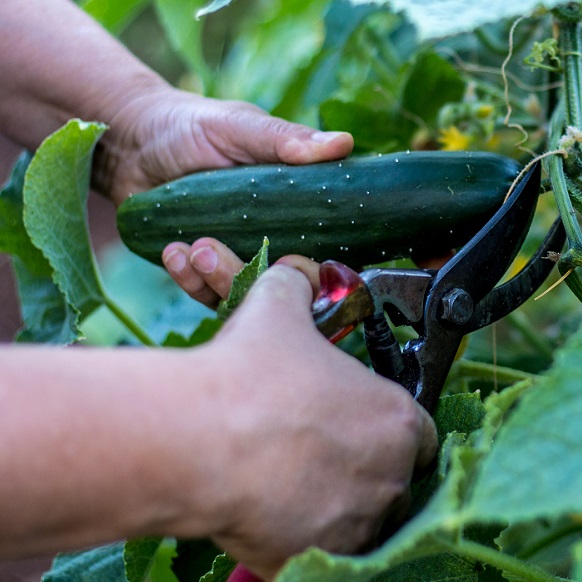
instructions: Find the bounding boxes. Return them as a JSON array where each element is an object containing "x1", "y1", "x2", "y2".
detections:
[{"x1": 312, "y1": 162, "x2": 566, "y2": 415}]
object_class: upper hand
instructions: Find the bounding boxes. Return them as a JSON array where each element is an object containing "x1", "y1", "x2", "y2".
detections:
[{"x1": 94, "y1": 87, "x2": 353, "y2": 207}]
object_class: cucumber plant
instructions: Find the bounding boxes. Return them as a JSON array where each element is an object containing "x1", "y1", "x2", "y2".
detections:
[{"x1": 3, "y1": 2, "x2": 582, "y2": 582}]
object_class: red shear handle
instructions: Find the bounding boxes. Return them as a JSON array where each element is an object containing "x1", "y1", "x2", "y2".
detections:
[{"x1": 227, "y1": 563, "x2": 264, "y2": 582}]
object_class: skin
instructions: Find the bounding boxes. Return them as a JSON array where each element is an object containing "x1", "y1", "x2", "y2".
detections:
[{"x1": 0, "y1": 1, "x2": 438, "y2": 578}]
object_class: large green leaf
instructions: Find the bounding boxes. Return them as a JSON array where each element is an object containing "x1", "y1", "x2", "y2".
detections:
[
  {"x1": 23, "y1": 119, "x2": 108, "y2": 321},
  {"x1": 384, "y1": 0, "x2": 566, "y2": 41},
  {"x1": 371, "y1": 553, "x2": 477, "y2": 581},
  {"x1": 42, "y1": 543, "x2": 127, "y2": 582},
  {"x1": 0, "y1": 151, "x2": 78, "y2": 343},
  {"x1": 464, "y1": 322, "x2": 582, "y2": 523}
]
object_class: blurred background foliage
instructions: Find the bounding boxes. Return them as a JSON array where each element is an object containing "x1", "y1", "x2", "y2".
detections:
[{"x1": 77, "y1": 0, "x2": 582, "y2": 389}]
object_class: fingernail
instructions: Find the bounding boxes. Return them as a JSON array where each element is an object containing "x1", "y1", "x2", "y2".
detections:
[
  {"x1": 164, "y1": 249, "x2": 187, "y2": 275},
  {"x1": 191, "y1": 245, "x2": 218, "y2": 274},
  {"x1": 311, "y1": 131, "x2": 346, "y2": 143}
]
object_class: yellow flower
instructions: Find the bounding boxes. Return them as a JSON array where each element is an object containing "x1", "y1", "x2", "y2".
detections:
[
  {"x1": 438, "y1": 126, "x2": 472, "y2": 151},
  {"x1": 476, "y1": 104, "x2": 495, "y2": 119}
]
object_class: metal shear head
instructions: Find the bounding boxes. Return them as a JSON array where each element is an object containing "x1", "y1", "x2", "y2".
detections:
[{"x1": 313, "y1": 162, "x2": 565, "y2": 415}]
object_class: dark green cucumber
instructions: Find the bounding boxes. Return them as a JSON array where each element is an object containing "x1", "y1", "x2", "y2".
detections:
[{"x1": 116, "y1": 151, "x2": 521, "y2": 268}]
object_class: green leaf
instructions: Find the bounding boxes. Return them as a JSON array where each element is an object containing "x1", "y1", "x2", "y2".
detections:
[
  {"x1": 464, "y1": 323, "x2": 582, "y2": 524},
  {"x1": 199, "y1": 553, "x2": 237, "y2": 582},
  {"x1": 571, "y1": 540, "x2": 582, "y2": 581},
  {"x1": 41, "y1": 543, "x2": 127, "y2": 581},
  {"x1": 170, "y1": 539, "x2": 222, "y2": 581},
  {"x1": 213, "y1": 0, "x2": 327, "y2": 111},
  {"x1": 12, "y1": 256, "x2": 78, "y2": 344},
  {"x1": 401, "y1": 50, "x2": 465, "y2": 125},
  {"x1": 81, "y1": 0, "x2": 148, "y2": 35},
  {"x1": 124, "y1": 538, "x2": 184, "y2": 582},
  {"x1": 433, "y1": 393, "x2": 486, "y2": 447},
  {"x1": 273, "y1": 0, "x2": 388, "y2": 123},
  {"x1": 384, "y1": 0, "x2": 566, "y2": 41},
  {"x1": 217, "y1": 237, "x2": 269, "y2": 320},
  {"x1": 0, "y1": 151, "x2": 78, "y2": 343},
  {"x1": 23, "y1": 119, "x2": 108, "y2": 320},
  {"x1": 0, "y1": 151, "x2": 49, "y2": 276},
  {"x1": 497, "y1": 516, "x2": 582, "y2": 577},
  {"x1": 319, "y1": 99, "x2": 416, "y2": 153},
  {"x1": 162, "y1": 318, "x2": 222, "y2": 347},
  {"x1": 371, "y1": 553, "x2": 477, "y2": 581},
  {"x1": 153, "y1": 0, "x2": 212, "y2": 87}
]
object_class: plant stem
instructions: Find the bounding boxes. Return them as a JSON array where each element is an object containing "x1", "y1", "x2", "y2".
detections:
[
  {"x1": 453, "y1": 359, "x2": 538, "y2": 385},
  {"x1": 518, "y1": 521, "x2": 582, "y2": 560},
  {"x1": 547, "y1": 104, "x2": 582, "y2": 250},
  {"x1": 440, "y1": 538, "x2": 568, "y2": 582},
  {"x1": 103, "y1": 295, "x2": 157, "y2": 346},
  {"x1": 506, "y1": 310, "x2": 555, "y2": 362},
  {"x1": 559, "y1": 21, "x2": 582, "y2": 130}
]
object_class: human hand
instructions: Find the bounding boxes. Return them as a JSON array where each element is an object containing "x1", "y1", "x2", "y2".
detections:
[
  {"x1": 162, "y1": 236, "x2": 320, "y2": 309},
  {"x1": 93, "y1": 87, "x2": 353, "y2": 207},
  {"x1": 180, "y1": 265, "x2": 437, "y2": 581}
]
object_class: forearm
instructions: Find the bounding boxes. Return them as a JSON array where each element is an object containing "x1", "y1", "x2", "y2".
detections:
[
  {"x1": 0, "y1": 0, "x2": 168, "y2": 151},
  {"x1": 0, "y1": 344, "x2": 227, "y2": 557}
]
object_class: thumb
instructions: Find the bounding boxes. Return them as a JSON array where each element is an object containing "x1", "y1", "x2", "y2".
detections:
[
  {"x1": 206, "y1": 102, "x2": 354, "y2": 165},
  {"x1": 229, "y1": 265, "x2": 316, "y2": 333}
]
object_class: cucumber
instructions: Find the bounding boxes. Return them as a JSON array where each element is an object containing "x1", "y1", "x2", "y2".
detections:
[{"x1": 116, "y1": 151, "x2": 521, "y2": 268}]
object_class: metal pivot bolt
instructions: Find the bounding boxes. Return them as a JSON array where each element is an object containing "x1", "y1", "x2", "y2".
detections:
[{"x1": 441, "y1": 288, "x2": 474, "y2": 325}]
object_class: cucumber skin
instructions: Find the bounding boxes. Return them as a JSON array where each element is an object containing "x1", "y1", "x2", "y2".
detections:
[{"x1": 116, "y1": 151, "x2": 521, "y2": 269}]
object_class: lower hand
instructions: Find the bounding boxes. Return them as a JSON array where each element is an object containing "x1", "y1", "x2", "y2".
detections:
[{"x1": 192, "y1": 266, "x2": 437, "y2": 581}]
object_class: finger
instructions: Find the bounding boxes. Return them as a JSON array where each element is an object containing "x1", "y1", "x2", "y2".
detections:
[
  {"x1": 163, "y1": 242, "x2": 224, "y2": 308},
  {"x1": 163, "y1": 242, "x2": 220, "y2": 307},
  {"x1": 189, "y1": 238, "x2": 245, "y2": 300},
  {"x1": 206, "y1": 102, "x2": 354, "y2": 165},
  {"x1": 274, "y1": 255, "x2": 320, "y2": 298},
  {"x1": 274, "y1": 126, "x2": 355, "y2": 165}
]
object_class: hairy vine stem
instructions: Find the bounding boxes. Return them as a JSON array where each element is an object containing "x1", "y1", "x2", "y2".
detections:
[
  {"x1": 104, "y1": 295, "x2": 157, "y2": 346},
  {"x1": 452, "y1": 359, "x2": 539, "y2": 385},
  {"x1": 440, "y1": 538, "x2": 569, "y2": 582},
  {"x1": 544, "y1": 15, "x2": 582, "y2": 301}
]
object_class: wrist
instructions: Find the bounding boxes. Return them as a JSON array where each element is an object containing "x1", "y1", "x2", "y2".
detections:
[
  {"x1": 140, "y1": 343, "x2": 241, "y2": 540},
  {"x1": 90, "y1": 78, "x2": 173, "y2": 201}
]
